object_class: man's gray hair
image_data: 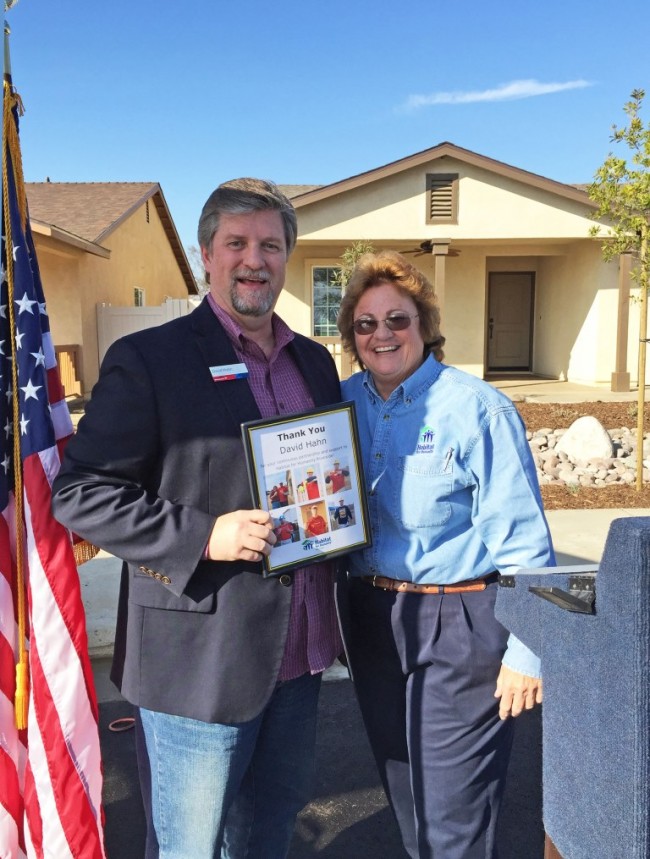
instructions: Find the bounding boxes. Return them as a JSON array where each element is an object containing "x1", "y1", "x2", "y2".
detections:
[{"x1": 198, "y1": 178, "x2": 298, "y2": 255}]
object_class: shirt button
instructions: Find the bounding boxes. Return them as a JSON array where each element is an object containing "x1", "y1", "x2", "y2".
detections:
[
  {"x1": 279, "y1": 574, "x2": 293, "y2": 587},
  {"x1": 383, "y1": 413, "x2": 391, "y2": 420},
  {"x1": 375, "y1": 452, "x2": 382, "y2": 459}
]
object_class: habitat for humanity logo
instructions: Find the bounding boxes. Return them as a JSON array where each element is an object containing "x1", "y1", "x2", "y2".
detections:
[
  {"x1": 415, "y1": 425, "x2": 436, "y2": 453},
  {"x1": 302, "y1": 535, "x2": 333, "y2": 551}
]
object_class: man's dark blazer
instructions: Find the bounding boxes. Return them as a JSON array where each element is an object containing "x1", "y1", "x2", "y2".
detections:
[{"x1": 52, "y1": 299, "x2": 341, "y2": 723}]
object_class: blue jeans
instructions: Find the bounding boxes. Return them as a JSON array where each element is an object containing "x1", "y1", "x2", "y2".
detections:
[{"x1": 138, "y1": 671, "x2": 322, "y2": 858}]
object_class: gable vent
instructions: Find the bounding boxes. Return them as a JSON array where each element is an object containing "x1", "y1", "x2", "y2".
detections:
[{"x1": 426, "y1": 173, "x2": 458, "y2": 224}]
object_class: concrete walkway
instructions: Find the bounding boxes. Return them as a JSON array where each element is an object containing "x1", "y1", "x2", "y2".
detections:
[{"x1": 490, "y1": 377, "x2": 650, "y2": 403}]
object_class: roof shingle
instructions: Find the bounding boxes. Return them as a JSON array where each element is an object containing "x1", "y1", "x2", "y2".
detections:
[{"x1": 26, "y1": 182, "x2": 158, "y2": 243}]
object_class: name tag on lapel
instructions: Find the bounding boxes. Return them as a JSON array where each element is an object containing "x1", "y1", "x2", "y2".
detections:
[{"x1": 210, "y1": 362, "x2": 249, "y2": 382}]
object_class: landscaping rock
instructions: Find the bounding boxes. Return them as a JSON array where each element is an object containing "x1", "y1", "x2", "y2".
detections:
[{"x1": 555, "y1": 416, "x2": 614, "y2": 461}]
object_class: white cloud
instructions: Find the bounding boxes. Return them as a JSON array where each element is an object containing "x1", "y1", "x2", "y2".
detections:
[{"x1": 400, "y1": 78, "x2": 592, "y2": 111}]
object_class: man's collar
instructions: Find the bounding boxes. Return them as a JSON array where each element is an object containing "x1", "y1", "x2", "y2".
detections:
[{"x1": 206, "y1": 292, "x2": 294, "y2": 355}]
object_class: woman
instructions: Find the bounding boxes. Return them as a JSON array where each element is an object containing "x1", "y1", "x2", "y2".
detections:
[{"x1": 337, "y1": 250, "x2": 554, "y2": 859}]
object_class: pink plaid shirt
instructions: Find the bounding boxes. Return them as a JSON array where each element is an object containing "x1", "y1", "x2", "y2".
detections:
[{"x1": 207, "y1": 295, "x2": 342, "y2": 681}]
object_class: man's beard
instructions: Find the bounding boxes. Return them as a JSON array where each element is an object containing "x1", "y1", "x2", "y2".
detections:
[{"x1": 229, "y1": 269, "x2": 275, "y2": 317}]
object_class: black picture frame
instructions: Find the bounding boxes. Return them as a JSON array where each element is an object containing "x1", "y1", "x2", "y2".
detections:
[{"x1": 241, "y1": 401, "x2": 372, "y2": 576}]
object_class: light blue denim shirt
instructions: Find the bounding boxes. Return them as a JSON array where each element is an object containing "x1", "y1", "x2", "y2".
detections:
[{"x1": 342, "y1": 355, "x2": 555, "y2": 677}]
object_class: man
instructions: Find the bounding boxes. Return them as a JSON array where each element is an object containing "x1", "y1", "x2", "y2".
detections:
[
  {"x1": 276, "y1": 480, "x2": 289, "y2": 506},
  {"x1": 333, "y1": 498, "x2": 353, "y2": 528},
  {"x1": 52, "y1": 179, "x2": 342, "y2": 858},
  {"x1": 298, "y1": 467, "x2": 320, "y2": 500},
  {"x1": 275, "y1": 515, "x2": 294, "y2": 545},
  {"x1": 305, "y1": 505, "x2": 328, "y2": 537},
  {"x1": 325, "y1": 460, "x2": 349, "y2": 494}
]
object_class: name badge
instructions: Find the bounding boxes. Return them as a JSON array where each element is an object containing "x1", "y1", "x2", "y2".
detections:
[{"x1": 210, "y1": 362, "x2": 249, "y2": 382}]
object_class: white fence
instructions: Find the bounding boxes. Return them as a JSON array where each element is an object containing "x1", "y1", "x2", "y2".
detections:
[{"x1": 96, "y1": 299, "x2": 195, "y2": 366}]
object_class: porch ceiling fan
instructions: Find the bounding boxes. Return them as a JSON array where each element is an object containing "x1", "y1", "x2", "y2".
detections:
[{"x1": 403, "y1": 239, "x2": 460, "y2": 257}]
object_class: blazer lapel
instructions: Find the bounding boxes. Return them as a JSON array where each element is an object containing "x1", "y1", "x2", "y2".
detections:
[{"x1": 190, "y1": 300, "x2": 261, "y2": 427}]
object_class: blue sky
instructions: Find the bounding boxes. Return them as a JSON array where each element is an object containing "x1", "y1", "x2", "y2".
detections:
[{"x1": 6, "y1": 0, "x2": 649, "y2": 252}]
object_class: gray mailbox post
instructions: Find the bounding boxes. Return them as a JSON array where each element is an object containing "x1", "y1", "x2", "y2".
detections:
[{"x1": 495, "y1": 516, "x2": 650, "y2": 859}]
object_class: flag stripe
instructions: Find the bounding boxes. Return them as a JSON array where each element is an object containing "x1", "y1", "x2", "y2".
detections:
[
  {"x1": 28, "y1": 639, "x2": 102, "y2": 859},
  {"x1": 0, "y1": 620, "x2": 16, "y2": 703},
  {"x1": 0, "y1": 747, "x2": 23, "y2": 843},
  {"x1": 46, "y1": 366, "x2": 66, "y2": 414},
  {"x1": 22, "y1": 763, "x2": 42, "y2": 859},
  {"x1": 27, "y1": 451, "x2": 98, "y2": 709},
  {"x1": 24, "y1": 692, "x2": 69, "y2": 859},
  {"x1": 24, "y1": 451, "x2": 102, "y2": 769},
  {"x1": 0, "y1": 798, "x2": 26, "y2": 859}
]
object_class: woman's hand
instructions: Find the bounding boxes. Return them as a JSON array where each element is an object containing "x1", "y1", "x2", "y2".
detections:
[{"x1": 494, "y1": 664, "x2": 543, "y2": 720}]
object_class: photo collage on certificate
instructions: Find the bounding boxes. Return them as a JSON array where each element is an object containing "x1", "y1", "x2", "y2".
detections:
[{"x1": 243, "y1": 404, "x2": 370, "y2": 574}]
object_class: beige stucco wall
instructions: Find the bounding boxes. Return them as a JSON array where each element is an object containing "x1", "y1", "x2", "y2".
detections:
[
  {"x1": 534, "y1": 244, "x2": 619, "y2": 384},
  {"x1": 33, "y1": 239, "x2": 85, "y2": 346},
  {"x1": 438, "y1": 248, "x2": 485, "y2": 377},
  {"x1": 95, "y1": 203, "x2": 188, "y2": 307},
  {"x1": 287, "y1": 159, "x2": 618, "y2": 385},
  {"x1": 35, "y1": 201, "x2": 189, "y2": 391},
  {"x1": 283, "y1": 235, "x2": 638, "y2": 387},
  {"x1": 280, "y1": 159, "x2": 638, "y2": 388},
  {"x1": 297, "y1": 159, "x2": 600, "y2": 243}
]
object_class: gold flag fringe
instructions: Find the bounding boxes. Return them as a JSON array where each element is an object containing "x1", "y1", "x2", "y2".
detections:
[{"x1": 74, "y1": 540, "x2": 100, "y2": 566}]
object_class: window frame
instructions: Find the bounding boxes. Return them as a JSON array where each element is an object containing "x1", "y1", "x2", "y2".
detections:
[{"x1": 308, "y1": 261, "x2": 343, "y2": 338}]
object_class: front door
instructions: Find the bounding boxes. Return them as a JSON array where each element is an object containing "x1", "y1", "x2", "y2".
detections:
[{"x1": 487, "y1": 272, "x2": 534, "y2": 371}]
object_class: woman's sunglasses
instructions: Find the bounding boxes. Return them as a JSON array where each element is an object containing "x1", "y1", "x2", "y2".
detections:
[{"x1": 352, "y1": 314, "x2": 419, "y2": 336}]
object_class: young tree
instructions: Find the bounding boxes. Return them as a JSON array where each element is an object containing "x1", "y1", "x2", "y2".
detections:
[
  {"x1": 186, "y1": 244, "x2": 209, "y2": 296},
  {"x1": 334, "y1": 240, "x2": 376, "y2": 290},
  {"x1": 589, "y1": 89, "x2": 650, "y2": 489}
]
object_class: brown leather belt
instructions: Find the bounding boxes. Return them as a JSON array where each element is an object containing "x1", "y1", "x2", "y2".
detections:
[{"x1": 361, "y1": 572, "x2": 499, "y2": 594}]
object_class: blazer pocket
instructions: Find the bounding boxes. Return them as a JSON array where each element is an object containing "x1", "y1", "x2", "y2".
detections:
[{"x1": 130, "y1": 569, "x2": 216, "y2": 613}]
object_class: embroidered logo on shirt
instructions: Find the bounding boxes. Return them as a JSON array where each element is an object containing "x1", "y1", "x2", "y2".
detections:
[{"x1": 415, "y1": 425, "x2": 436, "y2": 454}]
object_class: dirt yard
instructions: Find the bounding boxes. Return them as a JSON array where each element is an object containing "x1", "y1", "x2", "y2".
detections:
[{"x1": 515, "y1": 401, "x2": 650, "y2": 510}]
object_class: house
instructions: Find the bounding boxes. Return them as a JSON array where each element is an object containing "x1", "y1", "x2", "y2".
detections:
[
  {"x1": 276, "y1": 142, "x2": 639, "y2": 390},
  {"x1": 27, "y1": 182, "x2": 197, "y2": 394}
]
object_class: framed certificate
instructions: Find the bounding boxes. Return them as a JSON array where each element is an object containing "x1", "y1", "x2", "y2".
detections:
[{"x1": 241, "y1": 401, "x2": 372, "y2": 576}]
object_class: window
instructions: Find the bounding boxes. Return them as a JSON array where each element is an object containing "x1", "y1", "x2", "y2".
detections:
[
  {"x1": 312, "y1": 266, "x2": 342, "y2": 337},
  {"x1": 426, "y1": 173, "x2": 459, "y2": 224},
  {"x1": 134, "y1": 287, "x2": 145, "y2": 307}
]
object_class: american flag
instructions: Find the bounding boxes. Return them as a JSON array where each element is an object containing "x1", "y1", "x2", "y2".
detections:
[{"x1": 0, "y1": 69, "x2": 106, "y2": 857}]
